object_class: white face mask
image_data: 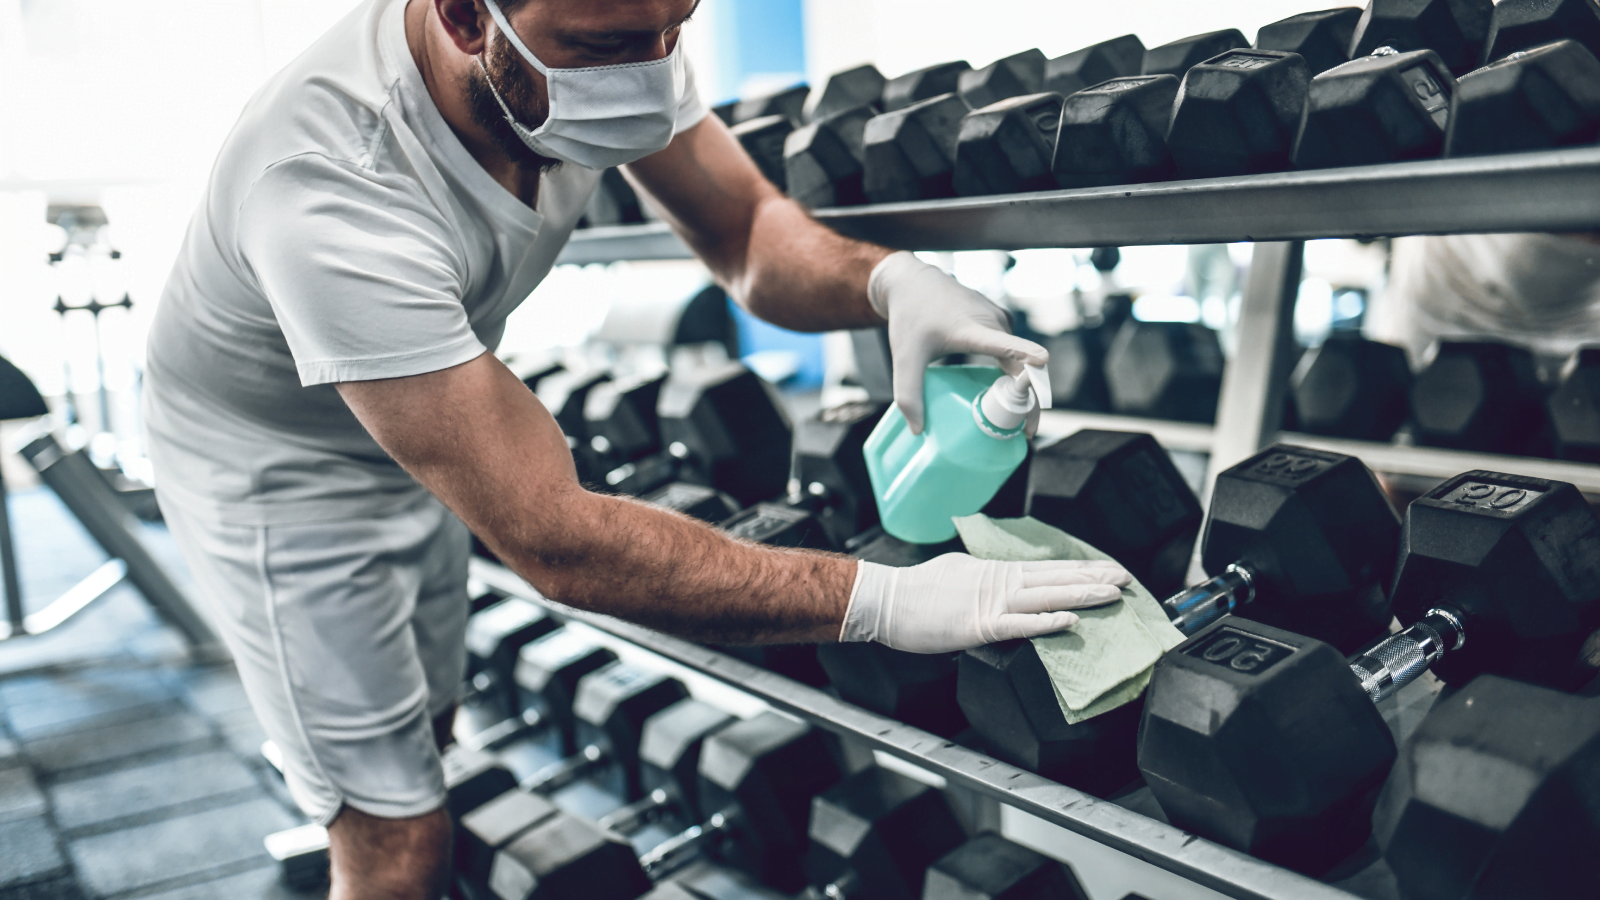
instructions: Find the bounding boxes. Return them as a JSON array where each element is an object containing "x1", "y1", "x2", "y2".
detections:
[{"x1": 478, "y1": 0, "x2": 687, "y2": 169}]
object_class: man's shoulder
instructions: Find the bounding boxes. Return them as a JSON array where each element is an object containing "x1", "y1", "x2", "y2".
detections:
[{"x1": 219, "y1": 0, "x2": 407, "y2": 185}]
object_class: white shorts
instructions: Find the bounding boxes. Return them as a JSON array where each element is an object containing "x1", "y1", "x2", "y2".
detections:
[{"x1": 160, "y1": 491, "x2": 470, "y2": 824}]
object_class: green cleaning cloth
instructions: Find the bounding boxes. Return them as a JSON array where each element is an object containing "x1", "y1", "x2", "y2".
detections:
[{"x1": 952, "y1": 515, "x2": 1186, "y2": 724}]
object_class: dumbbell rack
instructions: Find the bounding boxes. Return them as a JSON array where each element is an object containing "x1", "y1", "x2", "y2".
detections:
[
  {"x1": 537, "y1": 145, "x2": 1600, "y2": 900},
  {"x1": 559, "y1": 144, "x2": 1600, "y2": 497}
]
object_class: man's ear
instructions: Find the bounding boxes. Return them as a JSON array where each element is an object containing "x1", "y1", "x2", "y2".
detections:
[{"x1": 433, "y1": 0, "x2": 491, "y2": 55}]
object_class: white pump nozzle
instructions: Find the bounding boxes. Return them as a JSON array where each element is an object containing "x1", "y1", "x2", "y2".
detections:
[{"x1": 979, "y1": 364, "x2": 1052, "y2": 434}]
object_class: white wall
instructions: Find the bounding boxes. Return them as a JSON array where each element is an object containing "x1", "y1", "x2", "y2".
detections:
[{"x1": 801, "y1": 0, "x2": 1322, "y2": 85}]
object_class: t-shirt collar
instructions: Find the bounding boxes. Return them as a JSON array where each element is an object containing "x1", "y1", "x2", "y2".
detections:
[{"x1": 376, "y1": 0, "x2": 545, "y2": 232}]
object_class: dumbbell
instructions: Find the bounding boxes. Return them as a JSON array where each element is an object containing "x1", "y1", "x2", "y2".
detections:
[
  {"x1": 1139, "y1": 468, "x2": 1600, "y2": 871},
  {"x1": 1485, "y1": 0, "x2": 1600, "y2": 62},
  {"x1": 1548, "y1": 346, "x2": 1600, "y2": 460},
  {"x1": 785, "y1": 104, "x2": 876, "y2": 209},
  {"x1": 1409, "y1": 339, "x2": 1552, "y2": 456},
  {"x1": 596, "y1": 698, "x2": 736, "y2": 837},
  {"x1": 882, "y1": 61, "x2": 971, "y2": 111},
  {"x1": 1375, "y1": 675, "x2": 1600, "y2": 900},
  {"x1": 961, "y1": 443, "x2": 1401, "y2": 794},
  {"x1": 652, "y1": 362, "x2": 793, "y2": 510},
  {"x1": 585, "y1": 372, "x2": 671, "y2": 494},
  {"x1": 520, "y1": 660, "x2": 690, "y2": 802},
  {"x1": 800, "y1": 767, "x2": 966, "y2": 900},
  {"x1": 952, "y1": 91, "x2": 1063, "y2": 197},
  {"x1": 1256, "y1": 8, "x2": 1364, "y2": 75},
  {"x1": 922, "y1": 832, "x2": 1091, "y2": 900},
  {"x1": 463, "y1": 712, "x2": 842, "y2": 896},
  {"x1": 1288, "y1": 333, "x2": 1412, "y2": 441},
  {"x1": 1025, "y1": 430, "x2": 1202, "y2": 598},
  {"x1": 1292, "y1": 46, "x2": 1456, "y2": 169},
  {"x1": 957, "y1": 50, "x2": 1046, "y2": 110},
  {"x1": 1051, "y1": 74, "x2": 1179, "y2": 189},
  {"x1": 1040, "y1": 291, "x2": 1129, "y2": 412},
  {"x1": 1043, "y1": 34, "x2": 1146, "y2": 96},
  {"x1": 793, "y1": 401, "x2": 889, "y2": 546},
  {"x1": 804, "y1": 64, "x2": 888, "y2": 122},
  {"x1": 1104, "y1": 320, "x2": 1225, "y2": 423},
  {"x1": 459, "y1": 698, "x2": 736, "y2": 895},
  {"x1": 1142, "y1": 29, "x2": 1250, "y2": 77},
  {"x1": 732, "y1": 116, "x2": 795, "y2": 191},
  {"x1": 463, "y1": 596, "x2": 560, "y2": 720},
  {"x1": 1446, "y1": 38, "x2": 1600, "y2": 157},
  {"x1": 1166, "y1": 48, "x2": 1311, "y2": 179},
  {"x1": 862, "y1": 92, "x2": 969, "y2": 203},
  {"x1": 533, "y1": 366, "x2": 614, "y2": 484},
  {"x1": 1350, "y1": 0, "x2": 1493, "y2": 76}
]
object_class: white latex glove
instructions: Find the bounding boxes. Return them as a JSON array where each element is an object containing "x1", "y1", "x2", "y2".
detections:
[
  {"x1": 840, "y1": 555, "x2": 1131, "y2": 654},
  {"x1": 869, "y1": 250, "x2": 1050, "y2": 434}
]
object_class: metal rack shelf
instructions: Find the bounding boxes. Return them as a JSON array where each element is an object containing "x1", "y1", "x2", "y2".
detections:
[
  {"x1": 1037, "y1": 410, "x2": 1600, "y2": 494},
  {"x1": 559, "y1": 147, "x2": 1600, "y2": 262},
  {"x1": 469, "y1": 558, "x2": 1362, "y2": 900}
]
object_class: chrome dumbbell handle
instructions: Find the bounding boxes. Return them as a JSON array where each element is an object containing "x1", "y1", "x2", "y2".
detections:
[
  {"x1": 1163, "y1": 564, "x2": 1255, "y2": 635},
  {"x1": 1349, "y1": 607, "x2": 1465, "y2": 704}
]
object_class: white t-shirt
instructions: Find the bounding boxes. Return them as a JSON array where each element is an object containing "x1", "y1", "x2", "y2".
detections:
[{"x1": 144, "y1": 0, "x2": 706, "y2": 526}]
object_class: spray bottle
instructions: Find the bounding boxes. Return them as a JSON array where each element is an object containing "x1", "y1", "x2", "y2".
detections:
[{"x1": 864, "y1": 364, "x2": 1051, "y2": 544}]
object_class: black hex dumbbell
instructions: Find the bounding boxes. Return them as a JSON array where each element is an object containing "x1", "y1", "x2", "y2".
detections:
[
  {"x1": 1139, "y1": 469, "x2": 1600, "y2": 872},
  {"x1": 1256, "y1": 7, "x2": 1363, "y2": 74},
  {"x1": 1409, "y1": 339, "x2": 1552, "y2": 456},
  {"x1": 1292, "y1": 46, "x2": 1456, "y2": 169},
  {"x1": 1166, "y1": 48, "x2": 1312, "y2": 178},
  {"x1": 1444, "y1": 38, "x2": 1600, "y2": 157},
  {"x1": 923, "y1": 832, "x2": 1091, "y2": 900},
  {"x1": 862, "y1": 93, "x2": 971, "y2": 203},
  {"x1": 953, "y1": 92, "x2": 1064, "y2": 196},
  {"x1": 1143, "y1": 29, "x2": 1250, "y2": 77},
  {"x1": 1288, "y1": 332, "x2": 1413, "y2": 441},
  {"x1": 1044, "y1": 34, "x2": 1146, "y2": 96},
  {"x1": 961, "y1": 444, "x2": 1402, "y2": 794},
  {"x1": 801, "y1": 767, "x2": 966, "y2": 900},
  {"x1": 1349, "y1": 0, "x2": 1494, "y2": 75},
  {"x1": 1375, "y1": 675, "x2": 1600, "y2": 900}
]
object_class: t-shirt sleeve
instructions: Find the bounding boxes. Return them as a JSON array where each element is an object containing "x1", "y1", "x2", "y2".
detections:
[
  {"x1": 236, "y1": 152, "x2": 486, "y2": 387},
  {"x1": 675, "y1": 55, "x2": 710, "y2": 134}
]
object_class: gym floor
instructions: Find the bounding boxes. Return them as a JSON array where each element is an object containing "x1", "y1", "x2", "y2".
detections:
[{"x1": 0, "y1": 487, "x2": 322, "y2": 900}]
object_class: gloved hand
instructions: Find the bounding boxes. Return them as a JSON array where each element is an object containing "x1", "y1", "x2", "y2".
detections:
[
  {"x1": 869, "y1": 250, "x2": 1049, "y2": 434},
  {"x1": 840, "y1": 554, "x2": 1130, "y2": 654}
]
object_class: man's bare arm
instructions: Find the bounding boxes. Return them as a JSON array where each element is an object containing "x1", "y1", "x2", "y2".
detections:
[
  {"x1": 623, "y1": 115, "x2": 890, "y2": 332},
  {"x1": 337, "y1": 352, "x2": 852, "y2": 644}
]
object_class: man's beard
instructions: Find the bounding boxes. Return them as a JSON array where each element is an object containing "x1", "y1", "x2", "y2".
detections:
[{"x1": 466, "y1": 34, "x2": 564, "y2": 173}]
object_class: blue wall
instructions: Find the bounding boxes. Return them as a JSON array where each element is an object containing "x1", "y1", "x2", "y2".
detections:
[
  {"x1": 714, "y1": 0, "x2": 822, "y2": 388},
  {"x1": 710, "y1": 0, "x2": 807, "y2": 106}
]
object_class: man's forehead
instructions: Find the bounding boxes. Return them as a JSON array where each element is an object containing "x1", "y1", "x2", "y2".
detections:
[{"x1": 523, "y1": 0, "x2": 700, "y2": 39}]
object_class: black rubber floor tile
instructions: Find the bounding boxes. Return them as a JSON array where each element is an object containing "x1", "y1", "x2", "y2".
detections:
[
  {"x1": 21, "y1": 710, "x2": 213, "y2": 776},
  {"x1": 68, "y1": 798, "x2": 296, "y2": 896},
  {"x1": 0, "y1": 767, "x2": 47, "y2": 824},
  {"x1": 49, "y1": 750, "x2": 258, "y2": 831},
  {"x1": 0, "y1": 817, "x2": 66, "y2": 888}
]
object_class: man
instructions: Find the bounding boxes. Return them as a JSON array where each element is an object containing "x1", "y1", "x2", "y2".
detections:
[{"x1": 144, "y1": 1, "x2": 1129, "y2": 896}]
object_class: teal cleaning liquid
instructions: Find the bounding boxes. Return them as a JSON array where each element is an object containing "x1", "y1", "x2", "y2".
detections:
[{"x1": 864, "y1": 364, "x2": 1051, "y2": 544}]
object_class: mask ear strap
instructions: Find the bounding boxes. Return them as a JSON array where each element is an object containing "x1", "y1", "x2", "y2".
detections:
[
  {"x1": 480, "y1": 0, "x2": 550, "y2": 76},
  {"x1": 475, "y1": 55, "x2": 525, "y2": 128}
]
